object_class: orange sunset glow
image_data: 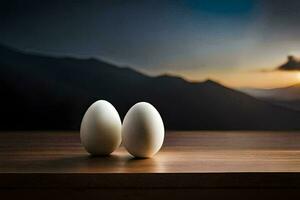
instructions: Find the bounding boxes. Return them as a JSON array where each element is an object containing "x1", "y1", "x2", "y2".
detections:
[
  {"x1": 183, "y1": 70, "x2": 300, "y2": 89},
  {"x1": 145, "y1": 67, "x2": 300, "y2": 89}
]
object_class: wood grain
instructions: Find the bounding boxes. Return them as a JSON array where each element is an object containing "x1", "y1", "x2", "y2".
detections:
[
  {"x1": 0, "y1": 131, "x2": 300, "y2": 173},
  {"x1": 1, "y1": 131, "x2": 300, "y2": 199}
]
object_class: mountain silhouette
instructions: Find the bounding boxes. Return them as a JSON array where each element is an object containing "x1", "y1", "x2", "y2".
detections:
[
  {"x1": 242, "y1": 84, "x2": 300, "y2": 101},
  {"x1": 1, "y1": 44, "x2": 300, "y2": 130},
  {"x1": 241, "y1": 84, "x2": 300, "y2": 111}
]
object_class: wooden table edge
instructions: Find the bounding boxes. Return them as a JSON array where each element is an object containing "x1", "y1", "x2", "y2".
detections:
[{"x1": 1, "y1": 172, "x2": 300, "y2": 189}]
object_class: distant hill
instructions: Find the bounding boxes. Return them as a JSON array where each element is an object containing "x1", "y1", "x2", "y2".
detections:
[
  {"x1": 241, "y1": 84, "x2": 300, "y2": 101},
  {"x1": 241, "y1": 84, "x2": 300, "y2": 111},
  {"x1": 1, "y1": 44, "x2": 300, "y2": 130}
]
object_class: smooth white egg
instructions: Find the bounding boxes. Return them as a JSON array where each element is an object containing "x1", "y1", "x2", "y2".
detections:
[
  {"x1": 80, "y1": 100, "x2": 121, "y2": 156},
  {"x1": 122, "y1": 102, "x2": 164, "y2": 158}
]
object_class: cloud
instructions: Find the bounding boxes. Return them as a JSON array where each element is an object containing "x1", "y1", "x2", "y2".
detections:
[{"x1": 277, "y1": 56, "x2": 300, "y2": 71}]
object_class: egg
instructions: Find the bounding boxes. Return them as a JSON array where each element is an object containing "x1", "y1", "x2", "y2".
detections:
[
  {"x1": 122, "y1": 102, "x2": 164, "y2": 158},
  {"x1": 80, "y1": 100, "x2": 122, "y2": 156}
]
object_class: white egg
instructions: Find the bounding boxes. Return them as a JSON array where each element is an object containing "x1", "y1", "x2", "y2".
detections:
[
  {"x1": 80, "y1": 100, "x2": 121, "y2": 156},
  {"x1": 122, "y1": 102, "x2": 164, "y2": 158}
]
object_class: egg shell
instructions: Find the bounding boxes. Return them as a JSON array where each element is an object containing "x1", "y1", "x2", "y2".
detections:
[
  {"x1": 80, "y1": 100, "x2": 121, "y2": 156},
  {"x1": 122, "y1": 102, "x2": 164, "y2": 158}
]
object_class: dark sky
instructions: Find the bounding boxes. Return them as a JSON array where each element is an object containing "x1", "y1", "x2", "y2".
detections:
[{"x1": 1, "y1": 0, "x2": 300, "y2": 87}]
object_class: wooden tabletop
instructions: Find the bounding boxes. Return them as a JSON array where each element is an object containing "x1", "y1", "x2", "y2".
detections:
[
  {"x1": 2, "y1": 131, "x2": 300, "y2": 198},
  {"x1": 1, "y1": 131, "x2": 300, "y2": 173}
]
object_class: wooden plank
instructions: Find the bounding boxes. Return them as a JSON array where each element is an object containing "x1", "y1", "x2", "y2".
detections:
[
  {"x1": 1, "y1": 131, "x2": 300, "y2": 199},
  {"x1": 1, "y1": 131, "x2": 300, "y2": 173}
]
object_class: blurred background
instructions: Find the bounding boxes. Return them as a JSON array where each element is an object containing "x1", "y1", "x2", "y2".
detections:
[{"x1": 1, "y1": 0, "x2": 300, "y2": 130}]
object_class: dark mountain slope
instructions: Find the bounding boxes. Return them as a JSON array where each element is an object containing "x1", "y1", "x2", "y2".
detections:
[
  {"x1": 241, "y1": 84, "x2": 300, "y2": 111},
  {"x1": 1, "y1": 44, "x2": 300, "y2": 130}
]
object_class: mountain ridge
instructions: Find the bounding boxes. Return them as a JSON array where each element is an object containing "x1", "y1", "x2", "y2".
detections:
[
  {"x1": 1, "y1": 44, "x2": 300, "y2": 130},
  {"x1": 241, "y1": 83, "x2": 300, "y2": 101},
  {"x1": 240, "y1": 83, "x2": 300, "y2": 111}
]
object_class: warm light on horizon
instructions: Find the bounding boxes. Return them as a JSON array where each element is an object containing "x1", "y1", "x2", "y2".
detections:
[
  {"x1": 149, "y1": 69, "x2": 300, "y2": 89},
  {"x1": 297, "y1": 72, "x2": 300, "y2": 82}
]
